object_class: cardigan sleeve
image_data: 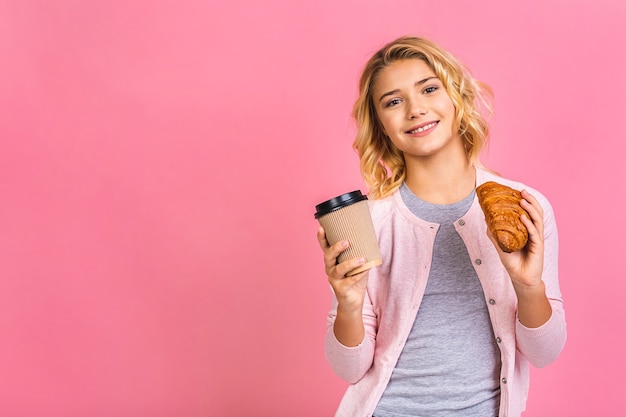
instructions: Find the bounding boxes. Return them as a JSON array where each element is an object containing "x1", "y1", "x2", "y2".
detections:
[
  {"x1": 515, "y1": 193, "x2": 567, "y2": 367},
  {"x1": 324, "y1": 287, "x2": 378, "y2": 383}
]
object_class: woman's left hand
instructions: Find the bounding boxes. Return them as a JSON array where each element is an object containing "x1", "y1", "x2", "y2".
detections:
[{"x1": 486, "y1": 189, "x2": 545, "y2": 290}]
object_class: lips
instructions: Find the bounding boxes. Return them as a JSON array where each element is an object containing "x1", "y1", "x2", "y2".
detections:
[{"x1": 406, "y1": 121, "x2": 439, "y2": 134}]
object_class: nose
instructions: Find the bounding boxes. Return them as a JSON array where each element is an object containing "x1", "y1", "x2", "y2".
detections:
[{"x1": 407, "y1": 97, "x2": 427, "y2": 120}]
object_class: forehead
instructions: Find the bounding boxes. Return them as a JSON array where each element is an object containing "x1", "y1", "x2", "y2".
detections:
[{"x1": 373, "y1": 59, "x2": 436, "y2": 94}]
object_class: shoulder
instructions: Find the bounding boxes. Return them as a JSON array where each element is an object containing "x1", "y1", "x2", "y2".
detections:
[{"x1": 367, "y1": 192, "x2": 396, "y2": 224}]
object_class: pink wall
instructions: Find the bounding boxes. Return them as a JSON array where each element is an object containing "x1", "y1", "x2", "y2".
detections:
[{"x1": 1, "y1": 0, "x2": 625, "y2": 415}]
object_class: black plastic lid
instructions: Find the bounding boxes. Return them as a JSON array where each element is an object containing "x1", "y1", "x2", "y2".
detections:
[{"x1": 314, "y1": 190, "x2": 367, "y2": 219}]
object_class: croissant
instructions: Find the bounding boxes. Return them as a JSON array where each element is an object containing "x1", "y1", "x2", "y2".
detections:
[{"x1": 476, "y1": 181, "x2": 529, "y2": 253}]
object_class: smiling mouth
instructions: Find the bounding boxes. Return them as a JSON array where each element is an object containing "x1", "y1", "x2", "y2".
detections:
[{"x1": 406, "y1": 121, "x2": 438, "y2": 134}]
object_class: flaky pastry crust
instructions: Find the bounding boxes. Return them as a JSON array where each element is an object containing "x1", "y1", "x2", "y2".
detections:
[{"x1": 476, "y1": 181, "x2": 529, "y2": 253}]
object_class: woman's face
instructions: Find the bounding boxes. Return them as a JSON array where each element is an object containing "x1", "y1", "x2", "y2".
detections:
[{"x1": 372, "y1": 59, "x2": 462, "y2": 162}]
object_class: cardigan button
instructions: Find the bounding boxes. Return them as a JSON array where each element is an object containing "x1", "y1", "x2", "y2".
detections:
[
  {"x1": 496, "y1": 337, "x2": 502, "y2": 343},
  {"x1": 474, "y1": 259, "x2": 482, "y2": 265},
  {"x1": 458, "y1": 219, "x2": 465, "y2": 226},
  {"x1": 502, "y1": 377, "x2": 508, "y2": 384},
  {"x1": 489, "y1": 299, "x2": 496, "y2": 305}
]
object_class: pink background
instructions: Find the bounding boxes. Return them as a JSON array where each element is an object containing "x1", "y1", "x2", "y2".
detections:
[{"x1": 1, "y1": 0, "x2": 625, "y2": 415}]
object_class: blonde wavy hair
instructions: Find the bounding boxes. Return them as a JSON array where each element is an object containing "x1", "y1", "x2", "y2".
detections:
[{"x1": 352, "y1": 36, "x2": 493, "y2": 199}]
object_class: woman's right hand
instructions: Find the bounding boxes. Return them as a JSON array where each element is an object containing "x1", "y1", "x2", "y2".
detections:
[{"x1": 317, "y1": 226, "x2": 370, "y2": 313}]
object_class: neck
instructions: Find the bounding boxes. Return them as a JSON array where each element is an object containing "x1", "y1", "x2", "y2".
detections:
[{"x1": 403, "y1": 151, "x2": 476, "y2": 205}]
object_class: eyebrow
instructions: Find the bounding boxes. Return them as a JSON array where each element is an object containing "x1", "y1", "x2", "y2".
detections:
[{"x1": 377, "y1": 76, "x2": 439, "y2": 103}]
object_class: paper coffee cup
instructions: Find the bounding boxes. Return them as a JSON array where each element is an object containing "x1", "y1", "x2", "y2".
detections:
[{"x1": 314, "y1": 190, "x2": 382, "y2": 276}]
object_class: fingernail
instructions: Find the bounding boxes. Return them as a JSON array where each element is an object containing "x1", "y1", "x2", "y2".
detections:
[
  {"x1": 341, "y1": 241, "x2": 349, "y2": 248},
  {"x1": 357, "y1": 257, "x2": 365, "y2": 264}
]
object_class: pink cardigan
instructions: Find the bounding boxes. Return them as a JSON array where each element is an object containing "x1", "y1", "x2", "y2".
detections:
[{"x1": 325, "y1": 168, "x2": 567, "y2": 417}]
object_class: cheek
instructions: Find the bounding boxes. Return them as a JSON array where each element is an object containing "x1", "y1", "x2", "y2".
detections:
[
  {"x1": 379, "y1": 120, "x2": 390, "y2": 135},
  {"x1": 378, "y1": 110, "x2": 403, "y2": 133},
  {"x1": 375, "y1": 114, "x2": 391, "y2": 134},
  {"x1": 443, "y1": 97, "x2": 458, "y2": 119}
]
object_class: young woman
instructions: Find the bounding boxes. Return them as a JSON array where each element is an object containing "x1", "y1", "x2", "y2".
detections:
[{"x1": 317, "y1": 36, "x2": 566, "y2": 417}]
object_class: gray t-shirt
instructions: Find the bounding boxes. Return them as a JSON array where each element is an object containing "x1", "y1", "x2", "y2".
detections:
[{"x1": 374, "y1": 184, "x2": 501, "y2": 417}]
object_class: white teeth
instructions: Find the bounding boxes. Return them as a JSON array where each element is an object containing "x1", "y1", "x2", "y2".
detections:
[{"x1": 409, "y1": 122, "x2": 436, "y2": 134}]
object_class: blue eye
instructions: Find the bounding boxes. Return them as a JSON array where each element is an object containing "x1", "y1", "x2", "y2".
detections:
[
  {"x1": 386, "y1": 98, "x2": 402, "y2": 107},
  {"x1": 424, "y1": 86, "x2": 438, "y2": 94}
]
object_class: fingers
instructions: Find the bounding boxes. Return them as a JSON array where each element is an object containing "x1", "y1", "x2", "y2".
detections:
[
  {"x1": 317, "y1": 226, "x2": 348, "y2": 257},
  {"x1": 323, "y1": 240, "x2": 349, "y2": 271},
  {"x1": 318, "y1": 226, "x2": 369, "y2": 296},
  {"x1": 316, "y1": 226, "x2": 329, "y2": 250},
  {"x1": 519, "y1": 190, "x2": 544, "y2": 243},
  {"x1": 483, "y1": 190, "x2": 546, "y2": 287},
  {"x1": 334, "y1": 257, "x2": 366, "y2": 279},
  {"x1": 520, "y1": 190, "x2": 543, "y2": 223},
  {"x1": 317, "y1": 226, "x2": 355, "y2": 276}
]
